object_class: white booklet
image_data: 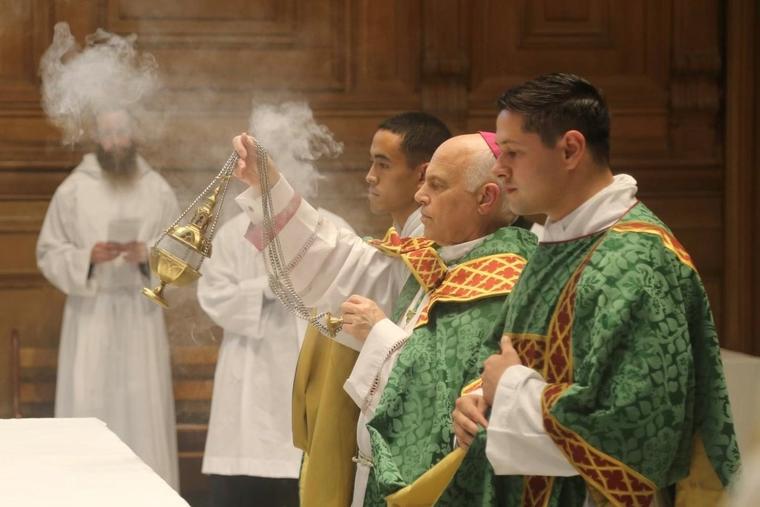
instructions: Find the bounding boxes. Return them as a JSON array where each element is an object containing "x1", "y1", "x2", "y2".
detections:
[{"x1": 107, "y1": 218, "x2": 141, "y2": 245}]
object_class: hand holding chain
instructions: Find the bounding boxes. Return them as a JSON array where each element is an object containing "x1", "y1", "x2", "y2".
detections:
[{"x1": 256, "y1": 141, "x2": 343, "y2": 336}]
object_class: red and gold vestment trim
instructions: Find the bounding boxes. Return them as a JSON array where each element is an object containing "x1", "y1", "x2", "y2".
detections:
[
  {"x1": 540, "y1": 384, "x2": 657, "y2": 506},
  {"x1": 612, "y1": 221, "x2": 695, "y2": 271},
  {"x1": 512, "y1": 230, "x2": 657, "y2": 506},
  {"x1": 369, "y1": 228, "x2": 527, "y2": 329}
]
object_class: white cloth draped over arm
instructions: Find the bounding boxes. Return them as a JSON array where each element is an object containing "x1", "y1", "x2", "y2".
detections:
[
  {"x1": 235, "y1": 178, "x2": 407, "y2": 350},
  {"x1": 486, "y1": 365, "x2": 579, "y2": 477},
  {"x1": 36, "y1": 184, "x2": 96, "y2": 297}
]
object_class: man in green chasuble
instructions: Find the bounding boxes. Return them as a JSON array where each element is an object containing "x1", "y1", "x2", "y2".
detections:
[{"x1": 453, "y1": 73, "x2": 741, "y2": 506}]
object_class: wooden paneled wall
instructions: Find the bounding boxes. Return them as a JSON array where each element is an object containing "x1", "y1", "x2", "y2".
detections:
[{"x1": 1, "y1": 0, "x2": 757, "y2": 504}]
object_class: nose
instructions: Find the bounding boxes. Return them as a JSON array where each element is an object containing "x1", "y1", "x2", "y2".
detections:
[
  {"x1": 414, "y1": 187, "x2": 428, "y2": 205},
  {"x1": 99, "y1": 131, "x2": 129, "y2": 151},
  {"x1": 366, "y1": 166, "x2": 377, "y2": 185},
  {"x1": 491, "y1": 157, "x2": 510, "y2": 181}
]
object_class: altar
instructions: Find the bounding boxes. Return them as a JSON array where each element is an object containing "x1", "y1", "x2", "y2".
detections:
[{"x1": 0, "y1": 418, "x2": 189, "y2": 506}]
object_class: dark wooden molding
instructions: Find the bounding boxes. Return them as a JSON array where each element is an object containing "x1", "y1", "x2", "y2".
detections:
[
  {"x1": 724, "y1": 0, "x2": 758, "y2": 354},
  {"x1": 420, "y1": 0, "x2": 470, "y2": 131},
  {"x1": 755, "y1": 2, "x2": 760, "y2": 357},
  {"x1": 0, "y1": 270, "x2": 49, "y2": 289}
]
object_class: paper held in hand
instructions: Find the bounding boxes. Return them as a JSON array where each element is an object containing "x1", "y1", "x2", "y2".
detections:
[{"x1": 107, "y1": 218, "x2": 141, "y2": 245}]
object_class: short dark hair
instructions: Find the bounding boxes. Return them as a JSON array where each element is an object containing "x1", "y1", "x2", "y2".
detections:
[
  {"x1": 378, "y1": 112, "x2": 451, "y2": 168},
  {"x1": 497, "y1": 73, "x2": 610, "y2": 165}
]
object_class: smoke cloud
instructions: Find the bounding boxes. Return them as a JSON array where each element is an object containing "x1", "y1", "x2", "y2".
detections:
[
  {"x1": 249, "y1": 101, "x2": 342, "y2": 199},
  {"x1": 39, "y1": 22, "x2": 159, "y2": 144}
]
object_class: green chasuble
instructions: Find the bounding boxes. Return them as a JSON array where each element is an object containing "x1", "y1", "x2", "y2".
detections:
[
  {"x1": 362, "y1": 226, "x2": 537, "y2": 506},
  {"x1": 497, "y1": 202, "x2": 741, "y2": 506}
]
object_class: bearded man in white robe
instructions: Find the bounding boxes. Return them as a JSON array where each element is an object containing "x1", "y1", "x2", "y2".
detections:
[{"x1": 36, "y1": 109, "x2": 180, "y2": 488}]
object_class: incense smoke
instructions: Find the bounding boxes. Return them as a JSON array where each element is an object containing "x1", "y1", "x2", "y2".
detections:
[
  {"x1": 39, "y1": 22, "x2": 159, "y2": 145},
  {"x1": 249, "y1": 101, "x2": 343, "y2": 199}
]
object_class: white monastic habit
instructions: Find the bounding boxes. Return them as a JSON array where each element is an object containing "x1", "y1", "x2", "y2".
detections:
[
  {"x1": 36, "y1": 153, "x2": 180, "y2": 489},
  {"x1": 236, "y1": 178, "x2": 490, "y2": 505},
  {"x1": 198, "y1": 209, "x2": 352, "y2": 479}
]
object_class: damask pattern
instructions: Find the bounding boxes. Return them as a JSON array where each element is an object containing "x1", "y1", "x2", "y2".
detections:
[
  {"x1": 363, "y1": 226, "x2": 537, "y2": 506},
  {"x1": 498, "y1": 203, "x2": 740, "y2": 506}
]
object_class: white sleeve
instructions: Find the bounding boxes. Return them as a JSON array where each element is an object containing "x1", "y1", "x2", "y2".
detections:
[
  {"x1": 343, "y1": 318, "x2": 409, "y2": 409},
  {"x1": 36, "y1": 187, "x2": 96, "y2": 297},
  {"x1": 486, "y1": 365, "x2": 578, "y2": 477},
  {"x1": 197, "y1": 222, "x2": 270, "y2": 339},
  {"x1": 235, "y1": 178, "x2": 404, "y2": 321},
  {"x1": 320, "y1": 208, "x2": 355, "y2": 235}
]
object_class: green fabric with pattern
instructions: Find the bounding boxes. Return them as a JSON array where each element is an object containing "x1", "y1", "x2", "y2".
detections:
[
  {"x1": 496, "y1": 202, "x2": 740, "y2": 506},
  {"x1": 362, "y1": 226, "x2": 537, "y2": 506}
]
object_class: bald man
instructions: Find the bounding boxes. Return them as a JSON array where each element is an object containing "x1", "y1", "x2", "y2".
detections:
[{"x1": 231, "y1": 132, "x2": 536, "y2": 506}]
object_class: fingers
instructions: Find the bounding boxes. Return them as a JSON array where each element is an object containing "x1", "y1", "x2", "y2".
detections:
[
  {"x1": 453, "y1": 395, "x2": 488, "y2": 432},
  {"x1": 500, "y1": 334, "x2": 513, "y2": 353},
  {"x1": 483, "y1": 353, "x2": 501, "y2": 371},
  {"x1": 233, "y1": 133, "x2": 257, "y2": 174},
  {"x1": 456, "y1": 394, "x2": 489, "y2": 428},
  {"x1": 232, "y1": 133, "x2": 248, "y2": 159},
  {"x1": 499, "y1": 334, "x2": 523, "y2": 367},
  {"x1": 454, "y1": 423, "x2": 474, "y2": 449},
  {"x1": 340, "y1": 300, "x2": 357, "y2": 316},
  {"x1": 453, "y1": 397, "x2": 487, "y2": 449},
  {"x1": 341, "y1": 294, "x2": 369, "y2": 312},
  {"x1": 91, "y1": 243, "x2": 121, "y2": 263},
  {"x1": 452, "y1": 413, "x2": 478, "y2": 448},
  {"x1": 97, "y1": 243, "x2": 121, "y2": 255},
  {"x1": 471, "y1": 397, "x2": 490, "y2": 428},
  {"x1": 339, "y1": 297, "x2": 361, "y2": 330}
]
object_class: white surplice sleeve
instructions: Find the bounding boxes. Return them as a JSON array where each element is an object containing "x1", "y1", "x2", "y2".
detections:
[
  {"x1": 235, "y1": 178, "x2": 406, "y2": 351},
  {"x1": 197, "y1": 217, "x2": 271, "y2": 339},
  {"x1": 485, "y1": 365, "x2": 578, "y2": 476},
  {"x1": 36, "y1": 184, "x2": 96, "y2": 297},
  {"x1": 343, "y1": 318, "x2": 409, "y2": 409}
]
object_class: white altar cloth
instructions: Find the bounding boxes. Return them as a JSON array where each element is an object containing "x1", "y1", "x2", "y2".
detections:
[{"x1": 0, "y1": 418, "x2": 188, "y2": 506}]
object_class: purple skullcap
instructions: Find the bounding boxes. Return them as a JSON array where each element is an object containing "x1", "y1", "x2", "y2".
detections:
[{"x1": 478, "y1": 131, "x2": 500, "y2": 158}]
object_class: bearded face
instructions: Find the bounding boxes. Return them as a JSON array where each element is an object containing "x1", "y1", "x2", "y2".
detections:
[
  {"x1": 96, "y1": 141, "x2": 138, "y2": 183},
  {"x1": 94, "y1": 109, "x2": 139, "y2": 183}
]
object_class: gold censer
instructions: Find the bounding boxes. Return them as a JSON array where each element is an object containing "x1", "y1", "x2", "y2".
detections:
[{"x1": 142, "y1": 153, "x2": 238, "y2": 308}]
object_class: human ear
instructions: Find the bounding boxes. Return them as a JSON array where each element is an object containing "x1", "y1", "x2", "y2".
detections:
[
  {"x1": 561, "y1": 131, "x2": 585, "y2": 168},
  {"x1": 478, "y1": 182, "x2": 500, "y2": 214},
  {"x1": 414, "y1": 162, "x2": 428, "y2": 189},
  {"x1": 416, "y1": 162, "x2": 428, "y2": 182}
]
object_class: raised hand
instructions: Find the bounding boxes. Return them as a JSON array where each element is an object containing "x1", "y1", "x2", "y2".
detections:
[{"x1": 232, "y1": 133, "x2": 280, "y2": 188}]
